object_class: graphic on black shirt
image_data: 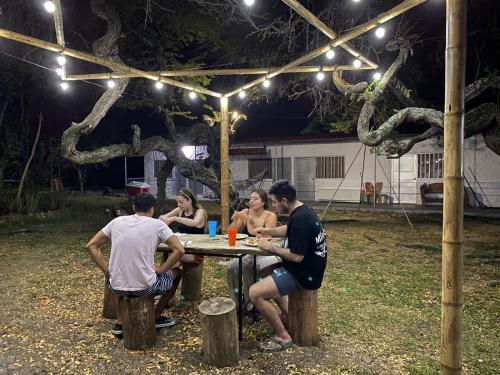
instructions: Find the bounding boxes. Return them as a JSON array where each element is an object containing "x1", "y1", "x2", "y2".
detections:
[{"x1": 282, "y1": 205, "x2": 327, "y2": 290}]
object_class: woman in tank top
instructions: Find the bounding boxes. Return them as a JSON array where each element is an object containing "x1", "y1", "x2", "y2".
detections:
[{"x1": 159, "y1": 187, "x2": 207, "y2": 264}]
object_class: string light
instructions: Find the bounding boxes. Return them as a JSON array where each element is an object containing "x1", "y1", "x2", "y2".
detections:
[
  {"x1": 238, "y1": 91, "x2": 246, "y2": 99},
  {"x1": 56, "y1": 55, "x2": 66, "y2": 66},
  {"x1": 188, "y1": 91, "x2": 197, "y2": 100},
  {"x1": 373, "y1": 72, "x2": 382, "y2": 80},
  {"x1": 55, "y1": 68, "x2": 64, "y2": 77},
  {"x1": 232, "y1": 111, "x2": 240, "y2": 120},
  {"x1": 107, "y1": 80, "x2": 116, "y2": 88},
  {"x1": 316, "y1": 72, "x2": 325, "y2": 81},
  {"x1": 43, "y1": 1, "x2": 56, "y2": 13},
  {"x1": 262, "y1": 79, "x2": 271, "y2": 89},
  {"x1": 325, "y1": 49, "x2": 335, "y2": 60},
  {"x1": 155, "y1": 81, "x2": 164, "y2": 90},
  {"x1": 375, "y1": 27, "x2": 386, "y2": 39},
  {"x1": 60, "y1": 82, "x2": 69, "y2": 91},
  {"x1": 243, "y1": 0, "x2": 255, "y2": 6},
  {"x1": 352, "y1": 0, "x2": 361, "y2": 3},
  {"x1": 353, "y1": 59, "x2": 362, "y2": 68}
]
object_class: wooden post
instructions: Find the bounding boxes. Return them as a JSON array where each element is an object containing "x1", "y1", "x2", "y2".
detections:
[
  {"x1": 199, "y1": 297, "x2": 239, "y2": 367},
  {"x1": 288, "y1": 289, "x2": 320, "y2": 346},
  {"x1": 119, "y1": 295, "x2": 156, "y2": 351},
  {"x1": 181, "y1": 262, "x2": 203, "y2": 301},
  {"x1": 441, "y1": 1, "x2": 466, "y2": 374},
  {"x1": 102, "y1": 278, "x2": 118, "y2": 319},
  {"x1": 220, "y1": 97, "x2": 230, "y2": 232}
]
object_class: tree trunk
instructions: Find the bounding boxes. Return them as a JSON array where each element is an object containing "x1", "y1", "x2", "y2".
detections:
[
  {"x1": 119, "y1": 295, "x2": 156, "y2": 350},
  {"x1": 199, "y1": 297, "x2": 239, "y2": 367},
  {"x1": 288, "y1": 289, "x2": 320, "y2": 346},
  {"x1": 157, "y1": 158, "x2": 174, "y2": 207},
  {"x1": 15, "y1": 112, "x2": 42, "y2": 208}
]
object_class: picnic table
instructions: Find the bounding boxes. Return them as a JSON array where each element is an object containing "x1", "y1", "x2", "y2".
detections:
[{"x1": 157, "y1": 233, "x2": 274, "y2": 339}]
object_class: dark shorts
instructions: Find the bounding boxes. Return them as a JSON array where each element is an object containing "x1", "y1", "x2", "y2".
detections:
[
  {"x1": 109, "y1": 271, "x2": 174, "y2": 297},
  {"x1": 271, "y1": 267, "x2": 303, "y2": 297}
]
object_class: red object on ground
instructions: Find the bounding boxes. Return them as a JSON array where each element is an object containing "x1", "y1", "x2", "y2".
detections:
[{"x1": 126, "y1": 181, "x2": 151, "y2": 197}]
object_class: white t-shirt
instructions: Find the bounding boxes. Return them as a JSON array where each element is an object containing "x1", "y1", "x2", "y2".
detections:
[{"x1": 102, "y1": 214, "x2": 174, "y2": 291}]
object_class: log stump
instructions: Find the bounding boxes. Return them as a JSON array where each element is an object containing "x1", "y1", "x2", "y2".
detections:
[
  {"x1": 199, "y1": 297, "x2": 239, "y2": 367},
  {"x1": 288, "y1": 289, "x2": 320, "y2": 346},
  {"x1": 118, "y1": 295, "x2": 156, "y2": 350},
  {"x1": 181, "y1": 262, "x2": 203, "y2": 301},
  {"x1": 102, "y1": 277, "x2": 118, "y2": 319}
]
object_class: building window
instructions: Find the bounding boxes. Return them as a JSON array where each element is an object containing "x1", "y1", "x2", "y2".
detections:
[
  {"x1": 272, "y1": 158, "x2": 292, "y2": 181},
  {"x1": 418, "y1": 153, "x2": 443, "y2": 178},
  {"x1": 248, "y1": 159, "x2": 272, "y2": 179},
  {"x1": 154, "y1": 160, "x2": 173, "y2": 178},
  {"x1": 315, "y1": 156, "x2": 345, "y2": 178}
]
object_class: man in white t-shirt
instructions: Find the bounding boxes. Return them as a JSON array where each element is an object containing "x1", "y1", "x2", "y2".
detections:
[{"x1": 86, "y1": 193, "x2": 185, "y2": 336}]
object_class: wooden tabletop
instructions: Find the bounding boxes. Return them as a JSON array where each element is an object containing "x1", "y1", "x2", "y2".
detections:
[{"x1": 157, "y1": 234, "x2": 277, "y2": 256}]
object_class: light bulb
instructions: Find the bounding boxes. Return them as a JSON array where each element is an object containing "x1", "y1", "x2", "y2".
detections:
[
  {"x1": 107, "y1": 80, "x2": 116, "y2": 88},
  {"x1": 375, "y1": 27, "x2": 386, "y2": 39},
  {"x1": 326, "y1": 50, "x2": 335, "y2": 59},
  {"x1": 55, "y1": 68, "x2": 64, "y2": 77},
  {"x1": 188, "y1": 91, "x2": 197, "y2": 100},
  {"x1": 353, "y1": 59, "x2": 362, "y2": 68},
  {"x1": 155, "y1": 81, "x2": 164, "y2": 90},
  {"x1": 238, "y1": 91, "x2": 246, "y2": 99},
  {"x1": 373, "y1": 72, "x2": 382, "y2": 80},
  {"x1": 56, "y1": 55, "x2": 66, "y2": 66},
  {"x1": 244, "y1": 0, "x2": 255, "y2": 6},
  {"x1": 43, "y1": 1, "x2": 56, "y2": 13},
  {"x1": 352, "y1": 0, "x2": 361, "y2": 3},
  {"x1": 60, "y1": 82, "x2": 69, "y2": 90},
  {"x1": 232, "y1": 111, "x2": 240, "y2": 119},
  {"x1": 316, "y1": 72, "x2": 325, "y2": 81},
  {"x1": 262, "y1": 79, "x2": 271, "y2": 89}
]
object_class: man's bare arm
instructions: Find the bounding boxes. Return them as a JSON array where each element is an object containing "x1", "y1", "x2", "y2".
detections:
[
  {"x1": 156, "y1": 235, "x2": 185, "y2": 274},
  {"x1": 86, "y1": 231, "x2": 110, "y2": 276}
]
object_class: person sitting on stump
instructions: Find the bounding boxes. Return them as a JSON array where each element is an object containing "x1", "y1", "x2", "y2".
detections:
[
  {"x1": 86, "y1": 192, "x2": 185, "y2": 337},
  {"x1": 250, "y1": 180, "x2": 327, "y2": 352}
]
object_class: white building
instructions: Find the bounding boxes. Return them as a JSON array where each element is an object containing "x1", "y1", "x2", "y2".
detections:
[{"x1": 144, "y1": 133, "x2": 500, "y2": 207}]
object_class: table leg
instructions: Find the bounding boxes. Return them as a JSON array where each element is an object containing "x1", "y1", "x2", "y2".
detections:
[
  {"x1": 238, "y1": 256, "x2": 243, "y2": 340},
  {"x1": 252, "y1": 255, "x2": 257, "y2": 323}
]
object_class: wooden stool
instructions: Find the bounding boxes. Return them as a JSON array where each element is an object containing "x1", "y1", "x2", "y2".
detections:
[
  {"x1": 118, "y1": 295, "x2": 156, "y2": 350},
  {"x1": 199, "y1": 297, "x2": 239, "y2": 367},
  {"x1": 102, "y1": 277, "x2": 118, "y2": 319},
  {"x1": 181, "y1": 262, "x2": 203, "y2": 301},
  {"x1": 288, "y1": 289, "x2": 320, "y2": 346}
]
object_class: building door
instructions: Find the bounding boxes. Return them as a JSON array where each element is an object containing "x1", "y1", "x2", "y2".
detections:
[
  {"x1": 391, "y1": 155, "x2": 417, "y2": 203},
  {"x1": 294, "y1": 157, "x2": 316, "y2": 201}
]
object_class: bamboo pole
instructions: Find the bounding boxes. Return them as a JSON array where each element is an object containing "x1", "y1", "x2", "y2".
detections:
[
  {"x1": 65, "y1": 65, "x2": 374, "y2": 81},
  {"x1": 280, "y1": 0, "x2": 378, "y2": 68},
  {"x1": 0, "y1": 28, "x2": 222, "y2": 98},
  {"x1": 52, "y1": 0, "x2": 66, "y2": 79},
  {"x1": 441, "y1": 0, "x2": 466, "y2": 373},
  {"x1": 220, "y1": 97, "x2": 230, "y2": 232},
  {"x1": 224, "y1": 0, "x2": 426, "y2": 97}
]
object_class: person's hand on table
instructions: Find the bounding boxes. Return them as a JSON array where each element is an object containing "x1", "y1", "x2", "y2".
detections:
[
  {"x1": 257, "y1": 237, "x2": 273, "y2": 251},
  {"x1": 254, "y1": 226, "x2": 270, "y2": 238}
]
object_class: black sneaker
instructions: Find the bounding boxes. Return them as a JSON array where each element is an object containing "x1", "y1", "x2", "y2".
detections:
[
  {"x1": 111, "y1": 323, "x2": 123, "y2": 338},
  {"x1": 155, "y1": 316, "x2": 177, "y2": 329}
]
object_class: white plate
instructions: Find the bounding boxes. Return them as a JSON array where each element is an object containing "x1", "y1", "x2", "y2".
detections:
[{"x1": 224, "y1": 233, "x2": 248, "y2": 240}]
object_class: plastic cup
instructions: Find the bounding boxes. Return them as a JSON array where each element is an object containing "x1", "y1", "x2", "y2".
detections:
[
  {"x1": 208, "y1": 220, "x2": 217, "y2": 238},
  {"x1": 227, "y1": 227, "x2": 237, "y2": 246}
]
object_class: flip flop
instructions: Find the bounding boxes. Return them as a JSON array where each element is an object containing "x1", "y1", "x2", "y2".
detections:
[{"x1": 259, "y1": 337, "x2": 293, "y2": 352}]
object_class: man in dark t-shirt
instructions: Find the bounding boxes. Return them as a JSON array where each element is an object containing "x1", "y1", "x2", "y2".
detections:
[{"x1": 250, "y1": 180, "x2": 327, "y2": 352}]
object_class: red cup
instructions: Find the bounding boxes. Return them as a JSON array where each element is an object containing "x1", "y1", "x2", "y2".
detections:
[{"x1": 227, "y1": 227, "x2": 237, "y2": 246}]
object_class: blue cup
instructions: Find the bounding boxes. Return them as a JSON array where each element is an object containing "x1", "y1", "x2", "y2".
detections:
[{"x1": 208, "y1": 220, "x2": 217, "y2": 238}]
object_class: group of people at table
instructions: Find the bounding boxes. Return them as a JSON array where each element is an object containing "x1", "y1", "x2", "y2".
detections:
[{"x1": 86, "y1": 180, "x2": 327, "y2": 352}]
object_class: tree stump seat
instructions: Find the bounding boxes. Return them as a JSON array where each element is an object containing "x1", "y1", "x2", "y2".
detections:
[
  {"x1": 199, "y1": 297, "x2": 239, "y2": 367},
  {"x1": 118, "y1": 294, "x2": 156, "y2": 350},
  {"x1": 181, "y1": 261, "x2": 203, "y2": 301},
  {"x1": 288, "y1": 289, "x2": 320, "y2": 346}
]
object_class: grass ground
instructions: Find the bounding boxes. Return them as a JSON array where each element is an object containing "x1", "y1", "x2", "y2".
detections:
[{"x1": 0, "y1": 193, "x2": 498, "y2": 374}]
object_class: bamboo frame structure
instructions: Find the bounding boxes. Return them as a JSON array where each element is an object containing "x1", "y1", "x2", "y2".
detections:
[
  {"x1": 0, "y1": 0, "x2": 430, "y2": 234},
  {"x1": 0, "y1": 28, "x2": 222, "y2": 98},
  {"x1": 224, "y1": 0, "x2": 426, "y2": 98},
  {"x1": 65, "y1": 65, "x2": 373, "y2": 81},
  {"x1": 280, "y1": 0, "x2": 378, "y2": 68},
  {"x1": 441, "y1": 0, "x2": 466, "y2": 373}
]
